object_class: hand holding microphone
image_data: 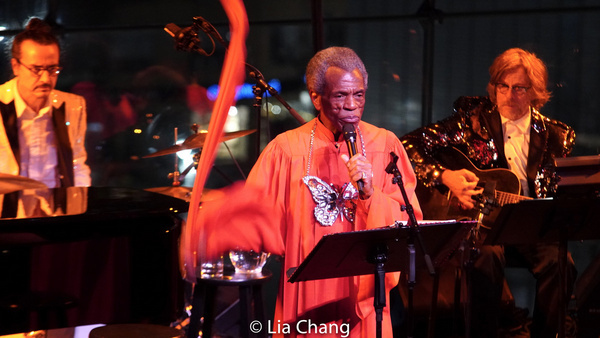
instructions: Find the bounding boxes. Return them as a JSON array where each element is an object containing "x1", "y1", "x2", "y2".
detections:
[{"x1": 342, "y1": 123, "x2": 373, "y2": 198}]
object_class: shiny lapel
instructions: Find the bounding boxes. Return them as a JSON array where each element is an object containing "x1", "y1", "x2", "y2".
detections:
[
  {"x1": 481, "y1": 107, "x2": 508, "y2": 169},
  {"x1": 0, "y1": 100, "x2": 20, "y2": 165},
  {"x1": 526, "y1": 111, "x2": 547, "y2": 183},
  {"x1": 52, "y1": 102, "x2": 74, "y2": 187}
]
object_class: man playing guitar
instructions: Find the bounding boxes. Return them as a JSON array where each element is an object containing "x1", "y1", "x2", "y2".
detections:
[{"x1": 401, "y1": 48, "x2": 577, "y2": 338}]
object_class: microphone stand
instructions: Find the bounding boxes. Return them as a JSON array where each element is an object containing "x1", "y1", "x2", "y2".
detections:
[
  {"x1": 368, "y1": 243, "x2": 388, "y2": 338},
  {"x1": 167, "y1": 16, "x2": 306, "y2": 174},
  {"x1": 189, "y1": 16, "x2": 305, "y2": 161},
  {"x1": 385, "y1": 151, "x2": 435, "y2": 338},
  {"x1": 250, "y1": 74, "x2": 265, "y2": 161},
  {"x1": 244, "y1": 64, "x2": 306, "y2": 160},
  {"x1": 192, "y1": 17, "x2": 305, "y2": 125},
  {"x1": 245, "y1": 63, "x2": 306, "y2": 125},
  {"x1": 179, "y1": 16, "x2": 303, "y2": 125}
]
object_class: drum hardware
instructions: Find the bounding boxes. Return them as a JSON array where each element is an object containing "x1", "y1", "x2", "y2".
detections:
[
  {"x1": 150, "y1": 124, "x2": 255, "y2": 183},
  {"x1": 146, "y1": 124, "x2": 253, "y2": 201},
  {"x1": 144, "y1": 127, "x2": 256, "y2": 159},
  {"x1": 169, "y1": 124, "x2": 200, "y2": 187},
  {"x1": 176, "y1": 151, "x2": 237, "y2": 185},
  {"x1": 168, "y1": 127, "x2": 182, "y2": 187}
]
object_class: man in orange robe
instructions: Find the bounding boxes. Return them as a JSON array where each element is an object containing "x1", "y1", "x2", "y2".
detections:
[{"x1": 203, "y1": 46, "x2": 422, "y2": 337}]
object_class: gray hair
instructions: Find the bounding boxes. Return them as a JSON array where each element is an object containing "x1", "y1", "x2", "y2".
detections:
[{"x1": 305, "y1": 47, "x2": 368, "y2": 95}]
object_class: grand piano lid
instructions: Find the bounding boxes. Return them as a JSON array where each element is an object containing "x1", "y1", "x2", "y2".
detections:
[{"x1": 0, "y1": 187, "x2": 190, "y2": 245}]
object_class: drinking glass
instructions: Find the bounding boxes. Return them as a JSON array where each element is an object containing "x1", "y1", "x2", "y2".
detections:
[
  {"x1": 199, "y1": 255, "x2": 224, "y2": 279},
  {"x1": 229, "y1": 249, "x2": 270, "y2": 276}
]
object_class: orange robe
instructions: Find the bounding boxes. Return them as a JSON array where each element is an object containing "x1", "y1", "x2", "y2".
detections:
[{"x1": 242, "y1": 118, "x2": 422, "y2": 337}]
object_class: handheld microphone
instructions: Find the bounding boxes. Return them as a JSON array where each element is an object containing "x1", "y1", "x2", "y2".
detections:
[
  {"x1": 342, "y1": 123, "x2": 364, "y2": 193},
  {"x1": 164, "y1": 23, "x2": 207, "y2": 55}
]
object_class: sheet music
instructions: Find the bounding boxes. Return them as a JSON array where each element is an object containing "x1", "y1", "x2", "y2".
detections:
[{"x1": 393, "y1": 219, "x2": 459, "y2": 227}]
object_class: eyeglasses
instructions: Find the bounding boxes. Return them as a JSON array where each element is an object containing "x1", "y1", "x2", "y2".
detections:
[
  {"x1": 15, "y1": 58, "x2": 62, "y2": 77},
  {"x1": 495, "y1": 83, "x2": 530, "y2": 96}
]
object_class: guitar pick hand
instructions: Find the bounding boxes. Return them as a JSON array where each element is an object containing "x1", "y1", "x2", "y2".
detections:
[{"x1": 441, "y1": 169, "x2": 484, "y2": 209}]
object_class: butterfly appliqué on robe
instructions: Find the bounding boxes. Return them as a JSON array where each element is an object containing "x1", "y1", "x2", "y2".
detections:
[{"x1": 302, "y1": 176, "x2": 359, "y2": 226}]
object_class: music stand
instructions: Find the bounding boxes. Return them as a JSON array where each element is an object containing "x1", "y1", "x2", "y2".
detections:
[
  {"x1": 484, "y1": 197, "x2": 600, "y2": 338},
  {"x1": 288, "y1": 220, "x2": 476, "y2": 338}
]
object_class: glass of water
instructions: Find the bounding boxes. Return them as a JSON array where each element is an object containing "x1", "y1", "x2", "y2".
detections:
[
  {"x1": 199, "y1": 255, "x2": 224, "y2": 279},
  {"x1": 229, "y1": 249, "x2": 270, "y2": 276}
]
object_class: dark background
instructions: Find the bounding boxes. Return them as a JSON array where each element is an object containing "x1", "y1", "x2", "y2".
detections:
[
  {"x1": 2, "y1": 0, "x2": 599, "y2": 190},
  {"x1": 1, "y1": 0, "x2": 600, "y2": 335}
]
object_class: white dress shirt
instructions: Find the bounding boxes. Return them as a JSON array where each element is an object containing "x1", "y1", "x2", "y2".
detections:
[
  {"x1": 501, "y1": 110, "x2": 531, "y2": 197},
  {"x1": 14, "y1": 85, "x2": 60, "y2": 188}
]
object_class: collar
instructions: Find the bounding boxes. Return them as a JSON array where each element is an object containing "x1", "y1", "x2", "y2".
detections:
[
  {"x1": 500, "y1": 108, "x2": 531, "y2": 135},
  {"x1": 315, "y1": 115, "x2": 341, "y2": 142},
  {"x1": 12, "y1": 79, "x2": 52, "y2": 119}
]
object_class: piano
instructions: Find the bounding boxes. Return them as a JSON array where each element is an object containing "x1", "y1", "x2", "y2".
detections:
[{"x1": 0, "y1": 187, "x2": 189, "y2": 334}]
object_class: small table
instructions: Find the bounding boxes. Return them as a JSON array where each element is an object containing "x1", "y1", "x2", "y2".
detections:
[{"x1": 188, "y1": 271, "x2": 272, "y2": 338}]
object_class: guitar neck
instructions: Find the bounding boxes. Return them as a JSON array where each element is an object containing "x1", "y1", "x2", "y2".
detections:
[{"x1": 494, "y1": 190, "x2": 532, "y2": 205}]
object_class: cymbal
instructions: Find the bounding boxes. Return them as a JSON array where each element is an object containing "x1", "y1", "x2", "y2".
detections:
[
  {"x1": 145, "y1": 186, "x2": 194, "y2": 201},
  {"x1": 145, "y1": 186, "x2": 221, "y2": 202},
  {"x1": 144, "y1": 129, "x2": 256, "y2": 158},
  {"x1": 0, "y1": 173, "x2": 48, "y2": 194}
]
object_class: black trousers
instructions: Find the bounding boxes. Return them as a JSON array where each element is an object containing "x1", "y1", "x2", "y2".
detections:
[{"x1": 470, "y1": 242, "x2": 577, "y2": 338}]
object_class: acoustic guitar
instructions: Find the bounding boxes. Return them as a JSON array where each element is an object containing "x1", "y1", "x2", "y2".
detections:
[
  {"x1": 400, "y1": 148, "x2": 531, "y2": 315},
  {"x1": 415, "y1": 147, "x2": 531, "y2": 228}
]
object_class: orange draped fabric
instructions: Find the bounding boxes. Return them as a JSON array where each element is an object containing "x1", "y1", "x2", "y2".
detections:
[
  {"x1": 199, "y1": 119, "x2": 423, "y2": 337},
  {"x1": 180, "y1": 0, "x2": 248, "y2": 281}
]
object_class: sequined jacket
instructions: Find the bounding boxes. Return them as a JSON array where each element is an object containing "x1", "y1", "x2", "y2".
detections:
[{"x1": 400, "y1": 96, "x2": 575, "y2": 199}]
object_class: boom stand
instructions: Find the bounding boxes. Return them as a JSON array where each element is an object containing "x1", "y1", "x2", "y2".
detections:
[
  {"x1": 386, "y1": 151, "x2": 435, "y2": 337},
  {"x1": 170, "y1": 16, "x2": 306, "y2": 161}
]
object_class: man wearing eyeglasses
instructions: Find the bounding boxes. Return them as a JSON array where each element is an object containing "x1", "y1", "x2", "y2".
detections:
[
  {"x1": 400, "y1": 48, "x2": 577, "y2": 337},
  {"x1": 0, "y1": 17, "x2": 91, "y2": 189}
]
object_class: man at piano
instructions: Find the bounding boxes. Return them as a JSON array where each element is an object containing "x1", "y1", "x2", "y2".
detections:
[
  {"x1": 401, "y1": 48, "x2": 577, "y2": 337},
  {"x1": 0, "y1": 18, "x2": 93, "y2": 332},
  {"x1": 0, "y1": 17, "x2": 91, "y2": 192}
]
